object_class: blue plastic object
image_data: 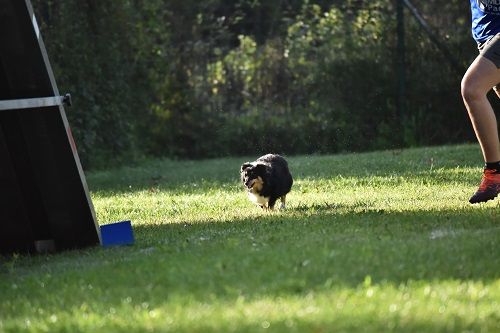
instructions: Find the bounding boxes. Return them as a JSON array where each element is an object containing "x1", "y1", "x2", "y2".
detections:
[{"x1": 100, "y1": 220, "x2": 134, "y2": 247}]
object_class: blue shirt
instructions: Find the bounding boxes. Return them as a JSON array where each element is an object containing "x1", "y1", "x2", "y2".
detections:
[{"x1": 471, "y1": 0, "x2": 500, "y2": 44}]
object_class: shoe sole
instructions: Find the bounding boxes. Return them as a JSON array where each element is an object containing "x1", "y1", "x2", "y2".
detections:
[{"x1": 469, "y1": 193, "x2": 499, "y2": 204}]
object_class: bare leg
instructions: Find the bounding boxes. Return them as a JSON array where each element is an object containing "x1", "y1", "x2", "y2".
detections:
[{"x1": 461, "y1": 56, "x2": 500, "y2": 163}]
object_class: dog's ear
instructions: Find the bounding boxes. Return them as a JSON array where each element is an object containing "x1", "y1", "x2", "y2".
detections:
[
  {"x1": 254, "y1": 164, "x2": 267, "y2": 175},
  {"x1": 240, "y1": 162, "x2": 252, "y2": 173}
]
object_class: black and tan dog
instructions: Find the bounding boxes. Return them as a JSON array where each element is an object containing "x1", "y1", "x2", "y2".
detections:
[{"x1": 240, "y1": 154, "x2": 293, "y2": 210}]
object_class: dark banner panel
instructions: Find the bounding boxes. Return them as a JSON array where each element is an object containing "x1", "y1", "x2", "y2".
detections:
[{"x1": 0, "y1": 0, "x2": 100, "y2": 254}]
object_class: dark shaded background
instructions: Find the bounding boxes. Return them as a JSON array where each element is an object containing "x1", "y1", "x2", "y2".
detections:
[{"x1": 31, "y1": 0, "x2": 497, "y2": 169}]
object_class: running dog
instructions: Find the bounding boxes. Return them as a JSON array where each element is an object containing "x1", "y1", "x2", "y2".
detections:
[{"x1": 240, "y1": 154, "x2": 293, "y2": 210}]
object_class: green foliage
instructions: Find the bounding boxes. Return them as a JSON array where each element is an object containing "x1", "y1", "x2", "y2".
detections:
[
  {"x1": 32, "y1": 1, "x2": 476, "y2": 167},
  {"x1": 33, "y1": 0, "x2": 171, "y2": 167}
]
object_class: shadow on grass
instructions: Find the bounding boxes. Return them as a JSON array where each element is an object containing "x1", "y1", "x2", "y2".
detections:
[
  {"x1": 1, "y1": 205, "x2": 498, "y2": 332},
  {"x1": 3, "y1": 205, "x2": 498, "y2": 289},
  {"x1": 136, "y1": 206, "x2": 499, "y2": 285}
]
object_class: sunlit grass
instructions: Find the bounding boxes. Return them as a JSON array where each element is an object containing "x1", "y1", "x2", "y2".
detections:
[{"x1": 1, "y1": 144, "x2": 499, "y2": 332}]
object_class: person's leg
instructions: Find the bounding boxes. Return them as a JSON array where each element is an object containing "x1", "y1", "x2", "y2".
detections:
[
  {"x1": 461, "y1": 55, "x2": 500, "y2": 203},
  {"x1": 461, "y1": 55, "x2": 500, "y2": 163}
]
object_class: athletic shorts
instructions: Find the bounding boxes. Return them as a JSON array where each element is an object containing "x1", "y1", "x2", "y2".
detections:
[{"x1": 478, "y1": 33, "x2": 500, "y2": 68}]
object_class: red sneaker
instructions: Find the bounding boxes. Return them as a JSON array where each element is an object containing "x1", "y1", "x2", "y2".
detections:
[{"x1": 469, "y1": 169, "x2": 500, "y2": 204}]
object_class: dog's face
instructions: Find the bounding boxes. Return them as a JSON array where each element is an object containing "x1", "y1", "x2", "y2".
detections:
[{"x1": 240, "y1": 163, "x2": 265, "y2": 193}]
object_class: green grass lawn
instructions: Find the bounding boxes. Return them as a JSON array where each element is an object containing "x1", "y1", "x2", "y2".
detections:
[{"x1": 1, "y1": 144, "x2": 499, "y2": 332}]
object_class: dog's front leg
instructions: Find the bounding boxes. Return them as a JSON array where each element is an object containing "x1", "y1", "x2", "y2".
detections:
[
  {"x1": 279, "y1": 195, "x2": 286, "y2": 210},
  {"x1": 259, "y1": 203, "x2": 273, "y2": 211},
  {"x1": 268, "y1": 197, "x2": 278, "y2": 211}
]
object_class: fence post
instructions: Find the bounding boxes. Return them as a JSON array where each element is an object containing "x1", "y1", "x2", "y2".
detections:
[{"x1": 396, "y1": 0, "x2": 406, "y2": 126}]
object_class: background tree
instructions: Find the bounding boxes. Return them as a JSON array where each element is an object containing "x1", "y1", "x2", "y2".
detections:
[{"x1": 32, "y1": 0, "x2": 489, "y2": 169}]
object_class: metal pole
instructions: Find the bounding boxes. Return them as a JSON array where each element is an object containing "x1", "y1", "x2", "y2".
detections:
[
  {"x1": 397, "y1": 0, "x2": 406, "y2": 123},
  {"x1": 402, "y1": 0, "x2": 464, "y2": 76},
  {"x1": 0, "y1": 94, "x2": 71, "y2": 111}
]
